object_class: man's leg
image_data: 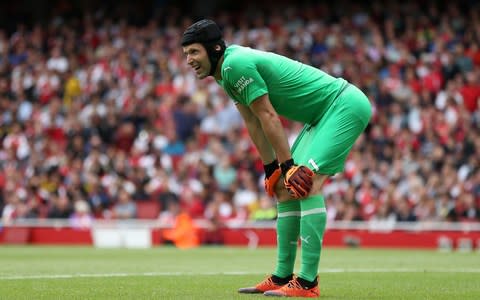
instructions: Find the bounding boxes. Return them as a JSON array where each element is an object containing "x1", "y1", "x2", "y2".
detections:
[
  {"x1": 238, "y1": 198, "x2": 299, "y2": 294},
  {"x1": 298, "y1": 194, "x2": 327, "y2": 282},
  {"x1": 266, "y1": 85, "x2": 371, "y2": 297},
  {"x1": 274, "y1": 200, "x2": 300, "y2": 278},
  {"x1": 275, "y1": 180, "x2": 326, "y2": 282},
  {"x1": 264, "y1": 176, "x2": 328, "y2": 298}
]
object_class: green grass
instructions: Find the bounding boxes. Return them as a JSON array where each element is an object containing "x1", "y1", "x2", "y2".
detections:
[{"x1": 0, "y1": 246, "x2": 479, "y2": 299}]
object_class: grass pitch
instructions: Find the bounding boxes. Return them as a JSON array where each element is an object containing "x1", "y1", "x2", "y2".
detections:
[{"x1": 0, "y1": 246, "x2": 479, "y2": 299}]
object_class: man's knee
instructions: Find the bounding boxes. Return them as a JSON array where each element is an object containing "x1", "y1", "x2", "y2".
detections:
[
  {"x1": 310, "y1": 174, "x2": 329, "y2": 194},
  {"x1": 275, "y1": 181, "x2": 292, "y2": 202},
  {"x1": 275, "y1": 174, "x2": 329, "y2": 202}
]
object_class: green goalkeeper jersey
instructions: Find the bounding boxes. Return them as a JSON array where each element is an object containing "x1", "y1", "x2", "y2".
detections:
[{"x1": 217, "y1": 45, "x2": 348, "y2": 125}]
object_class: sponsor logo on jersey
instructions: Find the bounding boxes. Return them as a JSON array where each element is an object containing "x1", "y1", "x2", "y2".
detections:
[{"x1": 234, "y1": 76, "x2": 254, "y2": 94}]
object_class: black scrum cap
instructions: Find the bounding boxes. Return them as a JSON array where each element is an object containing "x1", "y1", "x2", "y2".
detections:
[{"x1": 181, "y1": 19, "x2": 222, "y2": 46}]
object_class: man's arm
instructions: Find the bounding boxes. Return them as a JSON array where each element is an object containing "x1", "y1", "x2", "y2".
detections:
[
  {"x1": 236, "y1": 94, "x2": 313, "y2": 199},
  {"x1": 247, "y1": 94, "x2": 291, "y2": 163},
  {"x1": 235, "y1": 101, "x2": 277, "y2": 164},
  {"x1": 248, "y1": 94, "x2": 314, "y2": 199}
]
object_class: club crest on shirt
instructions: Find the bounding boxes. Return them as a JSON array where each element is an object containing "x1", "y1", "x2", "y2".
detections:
[{"x1": 234, "y1": 76, "x2": 254, "y2": 93}]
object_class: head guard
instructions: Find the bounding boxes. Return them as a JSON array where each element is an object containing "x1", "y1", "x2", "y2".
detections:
[{"x1": 181, "y1": 19, "x2": 226, "y2": 76}]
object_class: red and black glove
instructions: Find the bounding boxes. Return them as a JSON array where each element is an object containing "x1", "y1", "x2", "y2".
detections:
[
  {"x1": 280, "y1": 159, "x2": 314, "y2": 199},
  {"x1": 264, "y1": 159, "x2": 281, "y2": 197}
]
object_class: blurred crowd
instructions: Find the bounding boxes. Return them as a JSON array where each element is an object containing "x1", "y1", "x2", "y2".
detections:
[{"x1": 1, "y1": 1, "x2": 480, "y2": 230}]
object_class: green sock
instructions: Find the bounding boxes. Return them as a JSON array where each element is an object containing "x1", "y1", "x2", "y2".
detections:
[
  {"x1": 273, "y1": 200, "x2": 300, "y2": 278},
  {"x1": 298, "y1": 195, "x2": 327, "y2": 282}
]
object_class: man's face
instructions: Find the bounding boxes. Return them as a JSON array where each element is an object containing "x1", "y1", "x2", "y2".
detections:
[{"x1": 183, "y1": 43, "x2": 211, "y2": 79}]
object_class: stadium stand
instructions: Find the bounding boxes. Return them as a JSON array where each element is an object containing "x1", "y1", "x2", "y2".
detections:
[{"x1": 0, "y1": 0, "x2": 479, "y2": 232}]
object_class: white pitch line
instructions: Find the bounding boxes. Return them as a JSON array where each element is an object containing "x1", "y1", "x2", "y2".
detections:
[
  {"x1": 1, "y1": 269, "x2": 480, "y2": 281},
  {"x1": 0, "y1": 272, "x2": 263, "y2": 281},
  {"x1": 321, "y1": 268, "x2": 480, "y2": 273}
]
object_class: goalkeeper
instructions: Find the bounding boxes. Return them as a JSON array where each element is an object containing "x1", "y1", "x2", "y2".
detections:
[{"x1": 181, "y1": 20, "x2": 371, "y2": 298}]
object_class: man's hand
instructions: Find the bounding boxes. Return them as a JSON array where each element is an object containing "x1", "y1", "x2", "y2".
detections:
[
  {"x1": 281, "y1": 159, "x2": 314, "y2": 199},
  {"x1": 264, "y1": 159, "x2": 281, "y2": 197}
]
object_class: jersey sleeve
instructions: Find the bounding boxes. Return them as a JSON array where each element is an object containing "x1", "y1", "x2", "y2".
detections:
[{"x1": 222, "y1": 58, "x2": 268, "y2": 106}]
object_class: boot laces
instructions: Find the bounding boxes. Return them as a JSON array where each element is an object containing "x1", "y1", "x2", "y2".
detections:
[{"x1": 285, "y1": 278, "x2": 304, "y2": 290}]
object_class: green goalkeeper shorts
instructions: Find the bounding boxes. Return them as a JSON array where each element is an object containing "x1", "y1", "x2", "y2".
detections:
[{"x1": 291, "y1": 83, "x2": 371, "y2": 175}]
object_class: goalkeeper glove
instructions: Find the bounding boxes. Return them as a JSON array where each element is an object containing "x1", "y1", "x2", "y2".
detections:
[
  {"x1": 280, "y1": 159, "x2": 314, "y2": 199},
  {"x1": 264, "y1": 159, "x2": 281, "y2": 197}
]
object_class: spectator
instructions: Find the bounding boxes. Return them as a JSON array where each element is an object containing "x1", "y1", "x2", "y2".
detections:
[
  {"x1": 161, "y1": 200, "x2": 200, "y2": 249},
  {"x1": 213, "y1": 154, "x2": 237, "y2": 192},
  {"x1": 112, "y1": 188, "x2": 137, "y2": 219},
  {"x1": 47, "y1": 193, "x2": 74, "y2": 219},
  {"x1": 250, "y1": 195, "x2": 277, "y2": 221},
  {"x1": 69, "y1": 200, "x2": 93, "y2": 229},
  {"x1": 394, "y1": 197, "x2": 417, "y2": 222}
]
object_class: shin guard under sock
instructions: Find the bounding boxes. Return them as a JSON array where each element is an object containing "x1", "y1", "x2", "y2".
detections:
[
  {"x1": 273, "y1": 200, "x2": 300, "y2": 278},
  {"x1": 298, "y1": 195, "x2": 327, "y2": 282}
]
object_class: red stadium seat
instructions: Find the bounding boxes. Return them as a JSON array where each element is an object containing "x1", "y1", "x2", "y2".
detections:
[{"x1": 135, "y1": 200, "x2": 161, "y2": 219}]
